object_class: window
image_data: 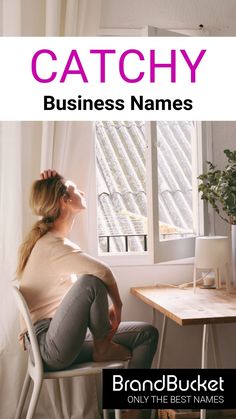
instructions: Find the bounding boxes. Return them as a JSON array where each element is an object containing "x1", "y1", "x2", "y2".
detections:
[
  {"x1": 90, "y1": 27, "x2": 207, "y2": 264},
  {"x1": 157, "y1": 121, "x2": 195, "y2": 241},
  {"x1": 96, "y1": 121, "x2": 147, "y2": 254},
  {"x1": 94, "y1": 120, "x2": 205, "y2": 264}
]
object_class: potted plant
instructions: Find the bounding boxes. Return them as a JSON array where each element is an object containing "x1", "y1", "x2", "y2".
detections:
[{"x1": 198, "y1": 149, "x2": 236, "y2": 285}]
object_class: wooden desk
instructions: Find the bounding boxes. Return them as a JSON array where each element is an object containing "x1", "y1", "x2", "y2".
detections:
[
  {"x1": 131, "y1": 285, "x2": 236, "y2": 326},
  {"x1": 130, "y1": 285, "x2": 236, "y2": 419}
]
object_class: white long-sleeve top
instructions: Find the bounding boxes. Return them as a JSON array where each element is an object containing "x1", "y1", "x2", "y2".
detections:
[{"x1": 19, "y1": 231, "x2": 115, "y2": 336}]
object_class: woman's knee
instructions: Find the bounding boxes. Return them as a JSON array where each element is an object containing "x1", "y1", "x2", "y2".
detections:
[
  {"x1": 116, "y1": 321, "x2": 159, "y2": 349},
  {"x1": 77, "y1": 274, "x2": 107, "y2": 295},
  {"x1": 141, "y1": 323, "x2": 159, "y2": 349}
]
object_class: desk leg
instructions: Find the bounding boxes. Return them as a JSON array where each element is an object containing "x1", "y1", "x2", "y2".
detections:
[
  {"x1": 156, "y1": 313, "x2": 167, "y2": 369},
  {"x1": 200, "y1": 324, "x2": 209, "y2": 419},
  {"x1": 151, "y1": 312, "x2": 167, "y2": 419},
  {"x1": 201, "y1": 324, "x2": 209, "y2": 369},
  {"x1": 210, "y1": 324, "x2": 221, "y2": 368}
]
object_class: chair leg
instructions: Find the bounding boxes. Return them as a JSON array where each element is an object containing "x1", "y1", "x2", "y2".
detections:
[
  {"x1": 103, "y1": 409, "x2": 110, "y2": 419},
  {"x1": 26, "y1": 378, "x2": 43, "y2": 419},
  {"x1": 114, "y1": 410, "x2": 122, "y2": 419},
  {"x1": 15, "y1": 372, "x2": 31, "y2": 419}
]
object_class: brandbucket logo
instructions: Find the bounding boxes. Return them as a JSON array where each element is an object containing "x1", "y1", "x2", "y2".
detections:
[{"x1": 102, "y1": 369, "x2": 236, "y2": 410}]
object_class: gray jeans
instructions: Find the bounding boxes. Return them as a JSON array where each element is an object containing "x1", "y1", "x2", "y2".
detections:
[{"x1": 32, "y1": 275, "x2": 158, "y2": 371}]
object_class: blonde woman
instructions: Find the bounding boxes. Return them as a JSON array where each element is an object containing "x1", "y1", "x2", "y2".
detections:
[{"x1": 17, "y1": 170, "x2": 158, "y2": 416}]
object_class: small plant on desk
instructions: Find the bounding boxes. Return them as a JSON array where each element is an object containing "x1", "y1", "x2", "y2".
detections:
[
  {"x1": 198, "y1": 148, "x2": 236, "y2": 287},
  {"x1": 198, "y1": 149, "x2": 236, "y2": 225}
]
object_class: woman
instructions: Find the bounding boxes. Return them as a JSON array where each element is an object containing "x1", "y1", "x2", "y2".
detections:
[{"x1": 17, "y1": 170, "x2": 158, "y2": 416}]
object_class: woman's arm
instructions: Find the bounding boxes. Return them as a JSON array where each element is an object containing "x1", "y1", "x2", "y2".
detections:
[
  {"x1": 50, "y1": 241, "x2": 123, "y2": 333},
  {"x1": 107, "y1": 281, "x2": 123, "y2": 337},
  {"x1": 107, "y1": 281, "x2": 122, "y2": 308},
  {"x1": 50, "y1": 239, "x2": 123, "y2": 330}
]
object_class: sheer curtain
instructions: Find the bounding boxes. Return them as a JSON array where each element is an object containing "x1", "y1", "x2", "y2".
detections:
[
  {"x1": 0, "y1": 1, "x2": 101, "y2": 418},
  {"x1": 40, "y1": 122, "x2": 98, "y2": 419},
  {"x1": 0, "y1": 123, "x2": 27, "y2": 416}
]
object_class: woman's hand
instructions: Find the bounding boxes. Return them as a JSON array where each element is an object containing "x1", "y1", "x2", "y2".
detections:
[
  {"x1": 108, "y1": 303, "x2": 122, "y2": 339},
  {"x1": 40, "y1": 169, "x2": 58, "y2": 180},
  {"x1": 106, "y1": 281, "x2": 123, "y2": 339}
]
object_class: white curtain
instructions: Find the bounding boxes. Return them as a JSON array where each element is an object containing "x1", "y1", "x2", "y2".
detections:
[
  {"x1": 0, "y1": 123, "x2": 27, "y2": 416},
  {"x1": 0, "y1": 1, "x2": 102, "y2": 418},
  {"x1": 41, "y1": 122, "x2": 99, "y2": 419}
]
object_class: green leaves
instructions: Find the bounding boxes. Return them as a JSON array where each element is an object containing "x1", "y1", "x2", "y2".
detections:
[{"x1": 198, "y1": 149, "x2": 236, "y2": 225}]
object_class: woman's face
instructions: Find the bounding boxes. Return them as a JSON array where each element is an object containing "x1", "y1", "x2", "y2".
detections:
[{"x1": 64, "y1": 180, "x2": 87, "y2": 212}]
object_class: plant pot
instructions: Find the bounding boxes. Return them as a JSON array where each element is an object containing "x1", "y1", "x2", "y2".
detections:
[{"x1": 232, "y1": 224, "x2": 236, "y2": 287}]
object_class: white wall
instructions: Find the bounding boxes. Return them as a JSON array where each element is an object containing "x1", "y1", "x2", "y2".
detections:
[
  {"x1": 113, "y1": 133, "x2": 236, "y2": 369},
  {"x1": 114, "y1": 263, "x2": 203, "y2": 368},
  {"x1": 101, "y1": 0, "x2": 236, "y2": 36},
  {"x1": 113, "y1": 255, "x2": 236, "y2": 368}
]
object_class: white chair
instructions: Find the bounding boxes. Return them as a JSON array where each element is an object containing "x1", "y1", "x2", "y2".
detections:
[{"x1": 13, "y1": 286, "x2": 124, "y2": 419}]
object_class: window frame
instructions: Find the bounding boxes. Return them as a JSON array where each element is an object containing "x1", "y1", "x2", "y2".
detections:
[
  {"x1": 89, "y1": 120, "x2": 211, "y2": 266},
  {"x1": 153, "y1": 121, "x2": 207, "y2": 263},
  {"x1": 99, "y1": 26, "x2": 207, "y2": 37},
  {"x1": 88, "y1": 26, "x2": 212, "y2": 266}
]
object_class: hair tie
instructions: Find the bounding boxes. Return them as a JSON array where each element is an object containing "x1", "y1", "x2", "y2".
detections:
[{"x1": 42, "y1": 216, "x2": 54, "y2": 224}]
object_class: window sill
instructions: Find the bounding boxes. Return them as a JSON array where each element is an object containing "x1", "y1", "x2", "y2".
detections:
[
  {"x1": 98, "y1": 252, "x2": 151, "y2": 267},
  {"x1": 97, "y1": 253, "x2": 194, "y2": 267}
]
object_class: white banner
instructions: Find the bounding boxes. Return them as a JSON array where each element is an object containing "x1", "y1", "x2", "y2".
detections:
[{"x1": 0, "y1": 37, "x2": 235, "y2": 120}]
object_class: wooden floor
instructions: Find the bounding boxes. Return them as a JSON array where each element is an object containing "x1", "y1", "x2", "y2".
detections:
[{"x1": 157, "y1": 409, "x2": 236, "y2": 418}]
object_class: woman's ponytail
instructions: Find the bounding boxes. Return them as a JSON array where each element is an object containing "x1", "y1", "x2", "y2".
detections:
[
  {"x1": 16, "y1": 219, "x2": 53, "y2": 277},
  {"x1": 16, "y1": 174, "x2": 66, "y2": 278}
]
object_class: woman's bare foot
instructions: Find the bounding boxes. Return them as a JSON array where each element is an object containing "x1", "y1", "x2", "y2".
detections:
[{"x1": 93, "y1": 340, "x2": 131, "y2": 362}]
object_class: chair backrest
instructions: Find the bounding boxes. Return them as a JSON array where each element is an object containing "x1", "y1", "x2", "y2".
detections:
[{"x1": 13, "y1": 286, "x2": 44, "y2": 375}]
